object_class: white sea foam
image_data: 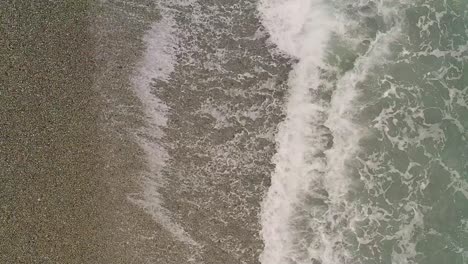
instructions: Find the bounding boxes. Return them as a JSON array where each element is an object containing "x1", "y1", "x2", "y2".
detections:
[
  {"x1": 258, "y1": 0, "x2": 337, "y2": 263},
  {"x1": 129, "y1": 12, "x2": 198, "y2": 246},
  {"x1": 258, "y1": 0, "x2": 404, "y2": 263}
]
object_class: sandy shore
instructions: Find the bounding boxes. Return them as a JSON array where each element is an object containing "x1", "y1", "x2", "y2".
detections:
[
  {"x1": 0, "y1": 1, "x2": 103, "y2": 262},
  {"x1": 0, "y1": 1, "x2": 291, "y2": 263}
]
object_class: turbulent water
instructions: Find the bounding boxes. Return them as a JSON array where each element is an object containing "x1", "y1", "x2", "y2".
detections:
[{"x1": 259, "y1": 0, "x2": 468, "y2": 264}]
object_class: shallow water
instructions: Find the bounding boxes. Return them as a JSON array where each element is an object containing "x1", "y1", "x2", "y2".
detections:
[{"x1": 93, "y1": 0, "x2": 291, "y2": 263}]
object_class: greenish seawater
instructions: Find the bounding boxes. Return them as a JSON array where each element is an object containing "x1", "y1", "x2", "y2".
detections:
[
  {"x1": 327, "y1": 0, "x2": 468, "y2": 263},
  {"x1": 257, "y1": 0, "x2": 466, "y2": 262}
]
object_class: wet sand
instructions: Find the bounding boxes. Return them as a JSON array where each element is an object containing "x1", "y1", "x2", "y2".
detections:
[{"x1": 155, "y1": 2, "x2": 291, "y2": 263}]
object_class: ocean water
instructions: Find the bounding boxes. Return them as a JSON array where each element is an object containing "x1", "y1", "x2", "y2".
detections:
[{"x1": 258, "y1": 0, "x2": 468, "y2": 264}]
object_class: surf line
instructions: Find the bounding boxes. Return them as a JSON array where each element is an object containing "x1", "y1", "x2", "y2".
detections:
[
  {"x1": 257, "y1": 0, "x2": 338, "y2": 263},
  {"x1": 258, "y1": 0, "x2": 404, "y2": 263}
]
